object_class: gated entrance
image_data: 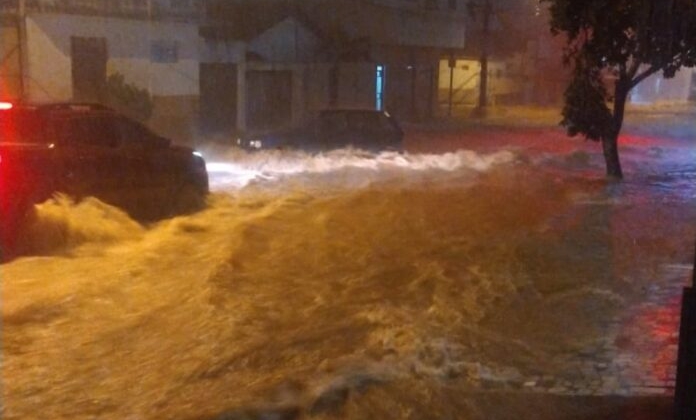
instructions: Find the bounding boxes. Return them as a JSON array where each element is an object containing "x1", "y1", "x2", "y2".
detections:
[
  {"x1": 199, "y1": 63, "x2": 238, "y2": 135},
  {"x1": 70, "y1": 36, "x2": 107, "y2": 102}
]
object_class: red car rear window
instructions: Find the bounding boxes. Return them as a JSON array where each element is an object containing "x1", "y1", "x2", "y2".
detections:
[{"x1": 0, "y1": 110, "x2": 48, "y2": 144}]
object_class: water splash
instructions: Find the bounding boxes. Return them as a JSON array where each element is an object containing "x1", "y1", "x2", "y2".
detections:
[
  {"x1": 16, "y1": 194, "x2": 145, "y2": 256},
  {"x1": 201, "y1": 146, "x2": 517, "y2": 191}
]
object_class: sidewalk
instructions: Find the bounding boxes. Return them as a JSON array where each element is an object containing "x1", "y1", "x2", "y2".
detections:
[
  {"x1": 440, "y1": 393, "x2": 673, "y2": 420},
  {"x1": 411, "y1": 103, "x2": 696, "y2": 137}
]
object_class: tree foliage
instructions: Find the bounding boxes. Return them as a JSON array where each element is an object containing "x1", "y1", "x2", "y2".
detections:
[{"x1": 542, "y1": 0, "x2": 696, "y2": 178}]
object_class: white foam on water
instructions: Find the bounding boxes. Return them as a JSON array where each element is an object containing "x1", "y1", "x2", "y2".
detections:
[{"x1": 200, "y1": 146, "x2": 517, "y2": 191}]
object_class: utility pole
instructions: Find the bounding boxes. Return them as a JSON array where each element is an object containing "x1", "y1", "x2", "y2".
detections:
[
  {"x1": 447, "y1": 51, "x2": 455, "y2": 117},
  {"x1": 468, "y1": 0, "x2": 494, "y2": 116},
  {"x1": 17, "y1": 0, "x2": 27, "y2": 101},
  {"x1": 478, "y1": 0, "x2": 492, "y2": 112}
]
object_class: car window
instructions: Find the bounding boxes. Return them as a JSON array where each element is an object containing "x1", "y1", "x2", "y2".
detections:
[
  {"x1": 53, "y1": 114, "x2": 120, "y2": 147},
  {"x1": 347, "y1": 111, "x2": 380, "y2": 130},
  {"x1": 91, "y1": 115, "x2": 120, "y2": 147},
  {"x1": 118, "y1": 117, "x2": 148, "y2": 146},
  {"x1": 378, "y1": 112, "x2": 400, "y2": 132},
  {"x1": 117, "y1": 116, "x2": 167, "y2": 150},
  {"x1": 318, "y1": 112, "x2": 348, "y2": 133},
  {"x1": 0, "y1": 110, "x2": 48, "y2": 143}
]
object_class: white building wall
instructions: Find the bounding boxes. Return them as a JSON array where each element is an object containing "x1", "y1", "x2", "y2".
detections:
[
  {"x1": 630, "y1": 68, "x2": 695, "y2": 104},
  {"x1": 1, "y1": 24, "x2": 23, "y2": 100},
  {"x1": 200, "y1": 38, "x2": 245, "y2": 64},
  {"x1": 249, "y1": 17, "x2": 321, "y2": 63},
  {"x1": 24, "y1": 13, "x2": 202, "y2": 101}
]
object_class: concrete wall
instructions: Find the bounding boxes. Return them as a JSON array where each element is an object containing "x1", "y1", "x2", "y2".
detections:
[
  {"x1": 336, "y1": 63, "x2": 376, "y2": 110},
  {"x1": 0, "y1": 23, "x2": 21, "y2": 100},
  {"x1": 371, "y1": 0, "x2": 467, "y2": 12},
  {"x1": 630, "y1": 69, "x2": 695, "y2": 104},
  {"x1": 249, "y1": 17, "x2": 322, "y2": 63},
  {"x1": 24, "y1": 13, "x2": 201, "y2": 100},
  {"x1": 21, "y1": 13, "x2": 207, "y2": 142},
  {"x1": 335, "y1": 1, "x2": 466, "y2": 49},
  {"x1": 301, "y1": 63, "x2": 331, "y2": 116}
]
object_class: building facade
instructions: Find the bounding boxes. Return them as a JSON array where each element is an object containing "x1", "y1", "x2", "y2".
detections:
[
  {"x1": 197, "y1": 0, "x2": 470, "y2": 135},
  {"x1": 1, "y1": 0, "x2": 206, "y2": 142},
  {"x1": 2, "y1": 0, "x2": 472, "y2": 141}
]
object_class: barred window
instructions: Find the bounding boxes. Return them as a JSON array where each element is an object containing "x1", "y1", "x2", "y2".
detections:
[{"x1": 151, "y1": 39, "x2": 178, "y2": 63}]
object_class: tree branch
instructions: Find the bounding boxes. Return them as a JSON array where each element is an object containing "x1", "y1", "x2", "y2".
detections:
[
  {"x1": 630, "y1": 65, "x2": 660, "y2": 89},
  {"x1": 627, "y1": 58, "x2": 641, "y2": 79},
  {"x1": 619, "y1": 63, "x2": 627, "y2": 80}
]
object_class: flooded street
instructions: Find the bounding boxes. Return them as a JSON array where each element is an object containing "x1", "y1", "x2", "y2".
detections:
[{"x1": 2, "y1": 126, "x2": 696, "y2": 419}]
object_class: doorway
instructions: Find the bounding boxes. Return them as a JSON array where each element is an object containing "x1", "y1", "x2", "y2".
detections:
[
  {"x1": 246, "y1": 70, "x2": 292, "y2": 131},
  {"x1": 199, "y1": 63, "x2": 238, "y2": 134},
  {"x1": 71, "y1": 37, "x2": 107, "y2": 102}
]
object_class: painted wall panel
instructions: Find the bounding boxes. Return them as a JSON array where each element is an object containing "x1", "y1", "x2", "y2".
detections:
[{"x1": 25, "y1": 13, "x2": 203, "y2": 101}]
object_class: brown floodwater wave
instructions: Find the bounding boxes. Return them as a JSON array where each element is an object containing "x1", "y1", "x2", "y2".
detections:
[{"x1": 2, "y1": 148, "x2": 695, "y2": 419}]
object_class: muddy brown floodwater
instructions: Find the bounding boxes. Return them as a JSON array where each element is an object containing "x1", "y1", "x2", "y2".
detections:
[{"x1": 2, "y1": 127, "x2": 696, "y2": 419}]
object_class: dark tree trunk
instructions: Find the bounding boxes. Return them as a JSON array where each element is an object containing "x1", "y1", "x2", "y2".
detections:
[
  {"x1": 602, "y1": 80, "x2": 630, "y2": 180},
  {"x1": 601, "y1": 134, "x2": 623, "y2": 180}
]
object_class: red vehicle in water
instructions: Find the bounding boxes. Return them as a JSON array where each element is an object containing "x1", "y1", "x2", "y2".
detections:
[{"x1": 0, "y1": 102, "x2": 208, "y2": 257}]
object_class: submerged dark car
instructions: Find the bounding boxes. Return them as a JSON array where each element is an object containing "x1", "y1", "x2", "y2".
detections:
[
  {"x1": 237, "y1": 109, "x2": 404, "y2": 152},
  {"x1": 0, "y1": 101, "x2": 208, "y2": 256}
]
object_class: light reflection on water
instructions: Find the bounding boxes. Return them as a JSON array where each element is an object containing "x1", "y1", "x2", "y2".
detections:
[{"x1": 2, "y1": 143, "x2": 695, "y2": 419}]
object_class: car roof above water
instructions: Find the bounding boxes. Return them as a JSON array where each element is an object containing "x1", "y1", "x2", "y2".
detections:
[
  {"x1": 8, "y1": 102, "x2": 113, "y2": 113},
  {"x1": 319, "y1": 108, "x2": 387, "y2": 115}
]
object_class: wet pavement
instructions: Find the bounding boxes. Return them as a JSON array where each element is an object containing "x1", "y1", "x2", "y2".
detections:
[
  {"x1": 518, "y1": 263, "x2": 689, "y2": 397},
  {"x1": 400, "y1": 118, "x2": 696, "y2": 403}
]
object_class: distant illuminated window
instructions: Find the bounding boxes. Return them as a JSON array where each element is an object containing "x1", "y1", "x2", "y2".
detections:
[{"x1": 151, "y1": 40, "x2": 178, "y2": 63}]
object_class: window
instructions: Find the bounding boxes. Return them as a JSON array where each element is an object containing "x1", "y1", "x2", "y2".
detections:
[
  {"x1": 319, "y1": 112, "x2": 348, "y2": 134},
  {"x1": 347, "y1": 111, "x2": 380, "y2": 131},
  {"x1": 118, "y1": 117, "x2": 152, "y2": 146},
  {"x1": 378, "y1": 112, "x2": 400, "y2": 133},
  {"x1": 53, "y1": 115, "x2": 120, "y2": 148},
  {"x1": 117, "y1": 116, "x2": 169, "y2": 149},
  {"x1": 151, "y1": 40, "x2": 179, "y2": 63}
]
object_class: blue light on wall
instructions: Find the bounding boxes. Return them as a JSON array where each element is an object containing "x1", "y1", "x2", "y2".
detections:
[{"x1": 376, "y1": 65, "x2": 385, "y2": 110}]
